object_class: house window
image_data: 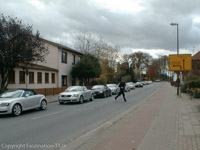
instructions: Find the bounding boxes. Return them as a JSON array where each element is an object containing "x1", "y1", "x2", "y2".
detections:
[
  {"x1": 8, "y1": 70, "x2": 15, "y2": 84},
  {"x1": 51, "y1": 73, "x2": 55, "y2": 83},
  {"x1": 37, "y1": 72, "x2": 42, "y2": 84},
  {"x1": 62, "y1": 75, "x2": 67, "y2": 86},
  {"x1": 29, "y1": 72, "x2": 34, "y2": 84},
  {"x1": 19, "y1": 71, "x2": 25, "y2": 84},
  {"x1": 45, "y1": 73, "x2": 49, "y2": 83},
  {"x1": 61, "y1": 51, "x2": 67, "y2": 63},
  {"x1": 79, "y1": 56, "x2": 81, "y2": 61},
  {"x1": 72, "y1": 54, "x2": 75, "y2": 65}
]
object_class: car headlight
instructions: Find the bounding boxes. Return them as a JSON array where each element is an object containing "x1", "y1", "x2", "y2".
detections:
[
  {"x1": 0, "y1": 103, "x2": 10, "y2": 107},
  {"x1": 99, "y1": 91, "x2": 103, "y2": 93},
  {"x1": 72, "y1": 94, "x2": 79, "y2": 97}
]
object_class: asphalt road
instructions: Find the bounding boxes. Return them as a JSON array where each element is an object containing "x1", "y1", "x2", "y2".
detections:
[{"x1": 0, "y1": 82, "x2": 163, "y2": 150}]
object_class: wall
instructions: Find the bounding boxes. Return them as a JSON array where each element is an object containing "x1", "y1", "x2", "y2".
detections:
[{"x1": 7, "y1": 68, "x2": 58, "y2": 89}]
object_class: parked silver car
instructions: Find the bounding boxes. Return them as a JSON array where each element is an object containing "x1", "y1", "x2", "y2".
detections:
[
  {"x1": 0, "y1": 89, "x2": 47, "y2": 116},
  {"x1": 135, "y1": 82, "x2": 143, "y2": 88},
  {"x1": 107, "y1": 84, "x2": 120, "y2": 95},
  {"x1": 58, "y1": 86, "x2": 94, "y2": 104},
  {"x1": 126, "y1": 82, "x2": 136, "y2": 90}
]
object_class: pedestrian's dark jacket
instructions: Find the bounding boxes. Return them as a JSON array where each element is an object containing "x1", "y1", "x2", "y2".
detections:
[{"x1": 118, "y1": 82, "x2": 126, "y2": 91}]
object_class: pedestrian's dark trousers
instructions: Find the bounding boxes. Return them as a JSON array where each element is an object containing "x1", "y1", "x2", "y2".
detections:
[{"x1": 115, "y1": 89, "x2": 126, "y2": 100}]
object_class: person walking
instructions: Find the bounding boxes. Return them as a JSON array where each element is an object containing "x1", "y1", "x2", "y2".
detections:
[{"x1": 115, "y1": 78, "x2": 127, "y2": 102}]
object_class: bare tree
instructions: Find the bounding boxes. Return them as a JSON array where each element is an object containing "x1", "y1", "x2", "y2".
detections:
[
  {"x1": 93, "y1": 36, "x2": 107, "y2": 58},
  {"x1": 73, "y1": 30, "x2": 96, "y2": 54},
  {"x1": 100, "y1": 45, "x2": 121, "y2": 69},
  {"x1": 152, "y1": 55, "x2": 169, "y2": 79},
  {"x1": 73, "y1": 30, "x2": 122, "y2": 83}
]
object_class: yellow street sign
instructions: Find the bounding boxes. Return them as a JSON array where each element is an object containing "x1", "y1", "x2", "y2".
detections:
[{"x1": 169, "y1": 54, "x2": 192, "y2": 71}]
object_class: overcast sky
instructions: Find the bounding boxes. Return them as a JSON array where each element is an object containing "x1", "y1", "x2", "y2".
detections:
[{"x1": 1, "y1": 0, "x2": 200, "y2": 57}]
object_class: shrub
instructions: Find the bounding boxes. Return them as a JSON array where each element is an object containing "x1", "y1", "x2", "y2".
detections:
[
  {"x1": 181, "y1": 84, "x2": 188, "y2": 93},
  {"x1": 181, "y1": 80, "x2": 200, "y2": 94},
  {"x1": 194, "y1": 89, "x2": 200, "y2": 98},
  {"x1": 96, "y1": 75, "x2": 107, "y2": 85}
]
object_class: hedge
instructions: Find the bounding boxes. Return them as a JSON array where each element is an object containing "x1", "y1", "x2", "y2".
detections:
[{"x1": 181, "y1": 80, "x2": 200, "y2": 93}]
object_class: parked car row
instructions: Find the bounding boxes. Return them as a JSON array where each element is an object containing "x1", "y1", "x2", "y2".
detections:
[
  {"x1": 0, "y1": 81, "x2": 153, "y2": 116},
  {"x1": 59, "y1": 81, "x2": 153, "y2": 105}
]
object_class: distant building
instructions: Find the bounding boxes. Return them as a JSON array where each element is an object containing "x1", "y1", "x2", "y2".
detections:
[
  {"x1": 146, "y1": 66, "x2": 157, "y2": 80},
  {"x1": 191, "y1": 51, "x2": 200, "y2": 76},
  {"x1": 7, "y1": 38, "x2": 84, "y2": 90}
]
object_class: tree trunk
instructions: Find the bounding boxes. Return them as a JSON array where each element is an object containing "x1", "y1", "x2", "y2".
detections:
[{"x1": 0, "y1": 71, "x2": 9, "y2": 93}]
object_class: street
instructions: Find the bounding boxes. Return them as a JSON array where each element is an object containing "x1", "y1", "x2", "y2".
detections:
[{"x1": 0, "y1": 83, "x2": 162, "y2": 150}]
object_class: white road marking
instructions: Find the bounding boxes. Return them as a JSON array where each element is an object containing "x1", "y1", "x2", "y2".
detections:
[{"x1": 32, "y1": 110, "x2": 64, "y2": 120}]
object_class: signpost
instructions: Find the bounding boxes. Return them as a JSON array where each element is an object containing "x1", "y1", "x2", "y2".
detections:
[
  {"x1": 169, "y1": 54, "x2": 192, "y2": 96},
  {"x1": 169, "y1": 54, "x2": 192, "y2": 71}
]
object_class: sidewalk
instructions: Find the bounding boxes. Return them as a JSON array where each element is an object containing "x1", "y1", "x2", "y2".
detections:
[
  {"x1": 46, "y1": 94, "x2": 58, "y2": 103},
  {"x1": 71, "y1": 82, "x2": 200, "y2": 150}
]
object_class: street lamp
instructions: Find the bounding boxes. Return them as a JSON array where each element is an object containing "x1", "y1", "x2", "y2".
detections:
[
  {"x1": 170, "y1": 23, "x2": 180, "y2": 96},
  {"x1": 170, "y1": 23, "x2": 179, "y2": 54}
]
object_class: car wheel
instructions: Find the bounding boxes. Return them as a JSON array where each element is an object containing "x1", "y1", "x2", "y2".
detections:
[
  {"x1": 59, "y1": 102, "x2": 64, "y2": 105},
  {"x1": 40, "y1": 100, "x2": 47, "y2": 110},
  {"x1": 79, "y1": 96, "x2": 84, "y2": 104},
  {"x1": 12, "y1": 104, "x2": 22, "y2": 116},
  {"x1": 110, "y1": 92, "x2": 112, "y2": 96},
  {"x1": 90, "y1": 94, "x2": 94, "y2": 101}
]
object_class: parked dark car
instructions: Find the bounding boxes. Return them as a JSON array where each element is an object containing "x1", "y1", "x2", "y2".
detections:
[
  {"x1": 107, "y1": 84, "x2": 120, "y2": 95},
  {"x1": 91, "y1": 85, "x2": 112, "y2": 98}
]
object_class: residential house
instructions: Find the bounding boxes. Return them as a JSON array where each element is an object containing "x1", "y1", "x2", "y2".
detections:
[{"x1": 7, "y1": 38, "x2": 84, "y2": 90}]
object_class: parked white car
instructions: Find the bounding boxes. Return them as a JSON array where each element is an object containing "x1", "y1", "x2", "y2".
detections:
[
  {"x1": 126, "y1": 82, "x2": 136, "y2": 90},
  {"x1": 107, "y1": 84, "x2": 120, "y2": 95},
  {"x1": 135, "y1": 82, "x2": 143, "y2": 88},
  {"x1": 58, "y1": 86, "x2": 94, "y2": 104},
  {"x1": 145, "y1": 81, "x2": 153, "y2": 85}
]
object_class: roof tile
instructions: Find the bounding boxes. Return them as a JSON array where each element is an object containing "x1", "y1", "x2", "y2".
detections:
[{"x1": 192, "y1": 51, "x2": 200, "y2": 60}]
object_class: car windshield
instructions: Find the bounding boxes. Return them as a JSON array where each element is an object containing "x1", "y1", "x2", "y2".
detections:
[
  {"x1": 0, "y1": 90, "x2": 23, "y2": 98},
  {"x1": 65, "y1": 86, "x2": 83, "y2": 92},
  {"x1": 107, "y1": 84, "x2": 117, "y2": 87},
  {"x1": 92, "y1": 85, "x2": 104, "y2": 90}
]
